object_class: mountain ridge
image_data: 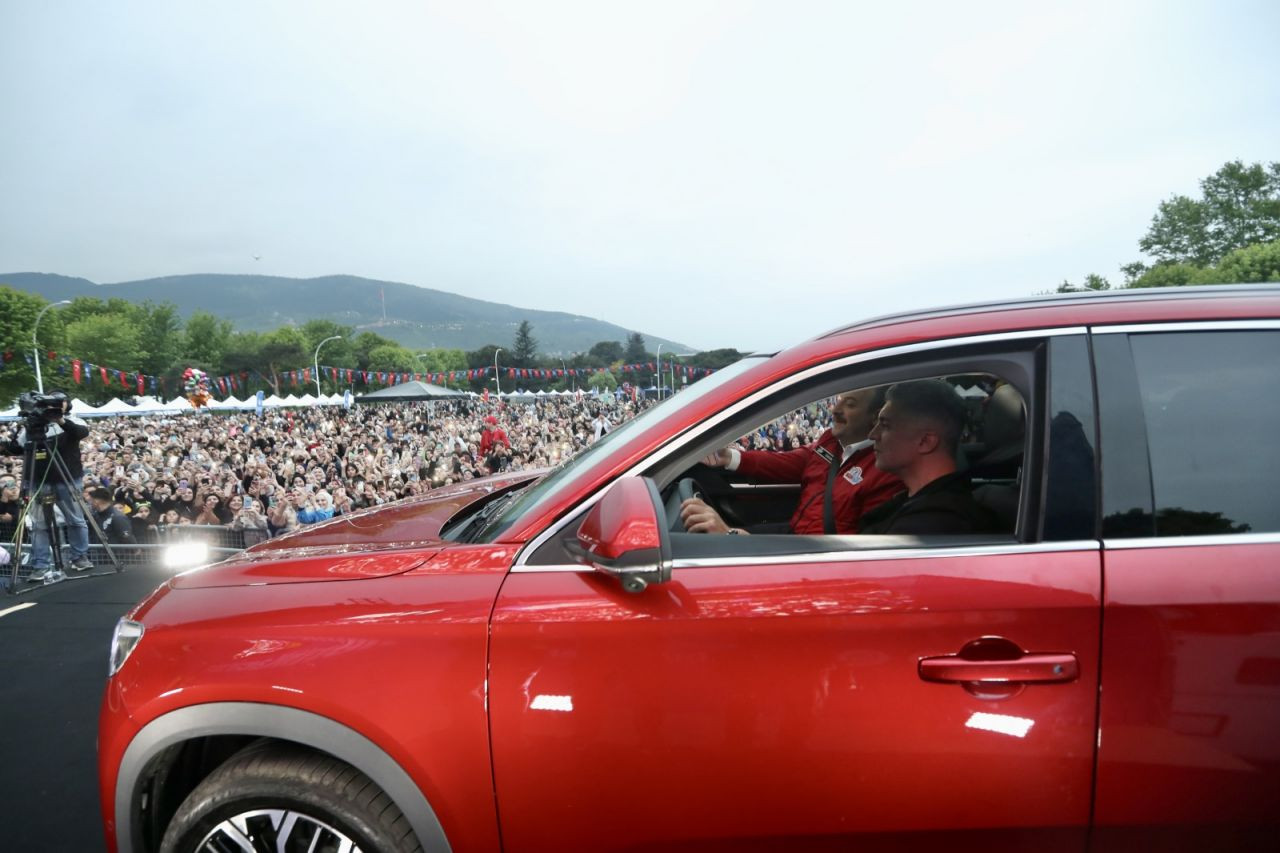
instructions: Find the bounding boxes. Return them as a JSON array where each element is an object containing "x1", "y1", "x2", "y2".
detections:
[{"x1": 0, "y1": 271, "x2": 694, "y2": 355}]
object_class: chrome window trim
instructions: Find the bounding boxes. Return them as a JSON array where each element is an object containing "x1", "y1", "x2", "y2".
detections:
[
  {"x1": 1104, "y1": 532, "x2": 1280, "y2": 550},
  {"x1": 515, "y1": 326, "x2": 1087, "y2": 567},
  {"x1": 513, "y1": 540, "x2": 1100, "y2": 574},
  {"x1": 1091, "y1": 320, "x2": 1280, "y2": 335},
  {"x1": 728, "y1": 483, "x2": 799, "y2": 491}
]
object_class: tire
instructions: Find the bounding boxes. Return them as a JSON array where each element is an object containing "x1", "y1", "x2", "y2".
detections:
[{"x1": 160, "y1": 741, "x2": 423, "y2": 853}]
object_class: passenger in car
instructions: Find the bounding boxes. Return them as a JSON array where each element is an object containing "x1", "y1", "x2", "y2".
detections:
[
  {"x1": 859, "y1": 380, "x2": 1001, "y2": 535},
  {"x1": 680, "y1": 386, "x2": 902, "y2": 535}
]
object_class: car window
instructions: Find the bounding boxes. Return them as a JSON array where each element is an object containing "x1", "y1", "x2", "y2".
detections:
[
  {"x1": 663, "y1": 369, "x2": 1030, "y2": 557},
  {"x1": 1128, "y1": 330, "x2": 1280, "y2": 536}
]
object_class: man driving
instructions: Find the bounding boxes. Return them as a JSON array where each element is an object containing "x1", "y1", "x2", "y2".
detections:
[{"x1": 680, "y1": 387, "x2": 902, "y2": 535}]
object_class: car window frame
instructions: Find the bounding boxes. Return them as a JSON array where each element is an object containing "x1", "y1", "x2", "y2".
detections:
[{"x1": 518, "y1": 328, "x2": 1093, "y2": 570}]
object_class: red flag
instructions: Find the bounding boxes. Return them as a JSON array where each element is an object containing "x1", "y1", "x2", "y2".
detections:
[
  {"x1": 137, "y1": 374, "x2": 145, "y2": 395},
  {"x1": 120, "y1": 372, "x2": 129, "y2": 389},
  {"x1": 73, "y1": 359, "x2": 82, "y2": 384},
  {"x1": 482, "y1": 388, "x2": 489, "y2": 402},
  {"x1": 100, "y1": 366, "x2": 108, "y2": 384}
]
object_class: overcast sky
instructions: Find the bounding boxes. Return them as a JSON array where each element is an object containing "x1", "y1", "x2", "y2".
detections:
[{"x1": 2, "y1": 1, "x2": 1277, "y2": 352}]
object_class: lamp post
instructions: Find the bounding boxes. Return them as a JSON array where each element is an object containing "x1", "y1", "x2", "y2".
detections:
[
  {"x1": 32, "y1": 300, "x2": 70, "y2": 393},
  {"x1": 655, "y1": 344, "x2": 664, "y2": 399},
  {"x1": 560, "y1": 358, "x2": 573, "y2": 393},
  {"x1": 313, "y1": 335, "x2": 342, "y2": 397},
  {"x1": 493, "y1": 348, "x2": 502, "y2": 396}
]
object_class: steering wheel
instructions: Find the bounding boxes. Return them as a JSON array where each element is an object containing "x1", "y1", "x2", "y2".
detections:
[
  {"x1": 664, "y1": 477, "x2": 702, "y2": 532},
  {"x1": 663, "y1": 471, "x2": 747, "y2": 532}
]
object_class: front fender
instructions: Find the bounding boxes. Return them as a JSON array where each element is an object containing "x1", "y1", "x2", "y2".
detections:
[{"x1": 112, "y1": 702, "x2": 450, "y2": 853}]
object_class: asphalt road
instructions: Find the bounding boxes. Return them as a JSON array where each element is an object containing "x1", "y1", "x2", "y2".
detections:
[{"x1": 0, "y1": 562, "x2": 173, "y2": 852}]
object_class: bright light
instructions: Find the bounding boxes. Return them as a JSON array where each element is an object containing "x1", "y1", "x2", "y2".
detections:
[
  {"x1": 530, "y1": 694, "x2": 573, "y2": 712},
  {"x1": 163, "y1": 541, "x2": 210, "y2": 569},
  {"x1": 966, "y1": 712, "x2": 1035, "y2": 738}
]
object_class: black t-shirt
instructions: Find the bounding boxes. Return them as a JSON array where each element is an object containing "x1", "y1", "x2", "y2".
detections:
[{"x1": 859, "y1": 472, "x2": 999, "y2": 535}]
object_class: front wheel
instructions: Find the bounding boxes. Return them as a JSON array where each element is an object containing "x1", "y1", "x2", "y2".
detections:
[{"x1": 160, "y1": 742, "x2": 423, "y2": 853}]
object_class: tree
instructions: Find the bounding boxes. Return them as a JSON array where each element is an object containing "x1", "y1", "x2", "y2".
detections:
[
  {"x1": 588, "y1": 340, "x2": 624, "y2": 364},
  {"x1": 1056, "y1": 274, "x2": 1111, "y2": 293},
  {"x1": 65, "y1": 315, "x2": 144, "y2": 403},
  {"x1": 512, "y1": 320, "x2": 538, "y2": 366},
  {"x1": 587, "y1": 370, "x2": 617, "y2": 392},
  {"x1": 624, "y1": 332, "x2": 648, "y2": 363},
  {"x1": 0, "y1": 287, "x2": 57, "y2": 405},
  {"x1": 137, "y1": 302, "x2": 184, "y2": 375},
  {"x1": 258, "y1": 327, "x2": 307, "y2": 395},
  {"x1": 1211, "y1": 239, "x2": 1280, "y2": 283},
  {"x1": 1136, "y1": 159, "x2": 1280, "y2": 269},
  {"x1": 184, "y1": 310, "x2": 234, "y2": 367}
]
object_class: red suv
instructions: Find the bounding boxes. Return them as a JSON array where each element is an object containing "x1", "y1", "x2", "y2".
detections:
[{"x1": 101, "y1": 286, "x2": 1280, "y2": 852}]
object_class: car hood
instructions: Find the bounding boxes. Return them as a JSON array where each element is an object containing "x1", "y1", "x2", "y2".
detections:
[{"x1": 170, "y1": 469, "x2": 544, "y2": 589}]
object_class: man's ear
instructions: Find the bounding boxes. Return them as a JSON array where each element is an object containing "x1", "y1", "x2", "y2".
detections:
[{"x1": 916, "y1": 428, "x2": 941, "y2": 455}]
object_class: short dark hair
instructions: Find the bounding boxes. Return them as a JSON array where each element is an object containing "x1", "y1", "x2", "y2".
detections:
[
  {"x1": 88, "y1": 487, "x2": 113, "y2": 502},
  {"x1": 884, "y1": 379, "x2": 967, "y2": 453}
]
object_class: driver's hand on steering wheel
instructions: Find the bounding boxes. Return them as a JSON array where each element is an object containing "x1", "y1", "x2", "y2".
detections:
[{"x1": 680, "y1": 497, "x2": 744, "y2": 534}]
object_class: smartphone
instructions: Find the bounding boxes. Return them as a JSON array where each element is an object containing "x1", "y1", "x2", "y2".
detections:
[
  {"x1": 179, "y1": 479, "x2": 189, "y2": 488},
  {"x1": 268, "y1": 496, "x2": 276, "y2": 507},
  {"x1": 242, "y1": 497, "x2": 253, "y2": 510}
]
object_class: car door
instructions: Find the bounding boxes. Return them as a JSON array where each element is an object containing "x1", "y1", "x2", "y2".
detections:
[
  {"x1": 1090, "y1": 326, "x2": 1280, "y2": 851},
  {"x1": 488, "y1": 334, "x2": 1104, "y2": 851}
]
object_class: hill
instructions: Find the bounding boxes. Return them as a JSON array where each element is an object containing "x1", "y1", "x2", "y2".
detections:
[{"x1": 0, "y1": 272, "x2": 693, "y2": 355}]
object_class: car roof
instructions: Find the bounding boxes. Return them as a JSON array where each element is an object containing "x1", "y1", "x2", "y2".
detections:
[{"x1": 815, "y1": 284, "x2": 1280, "y2": 341}]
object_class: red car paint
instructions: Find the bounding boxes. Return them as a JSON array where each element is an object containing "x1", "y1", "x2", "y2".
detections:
[{"x1": 100, "y1": 287, "x2": 1280, "y2": 852}]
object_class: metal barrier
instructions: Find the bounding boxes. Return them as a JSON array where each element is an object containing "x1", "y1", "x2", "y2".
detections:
[{"x1": 3, "y1": 522, "x2": 258, "y2": 591}]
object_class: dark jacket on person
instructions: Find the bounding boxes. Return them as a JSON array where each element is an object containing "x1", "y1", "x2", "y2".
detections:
[
  {"x1": 10, "y1": 417, "x2": 90, "y2": 484},
  {"x1": 92, "y1": 505, "x2": 137, "y2": 546},
  {"x1": 859, "y1": 472, "x2": 1000, "y2": 535}
]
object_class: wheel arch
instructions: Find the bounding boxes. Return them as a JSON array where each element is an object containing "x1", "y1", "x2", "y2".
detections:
[{"x1": 114, "y1": 702, "x2": 450, "y2": 853}]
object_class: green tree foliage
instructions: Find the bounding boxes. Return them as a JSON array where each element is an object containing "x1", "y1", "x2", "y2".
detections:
[
  {"x1": 137, "y1": 302, "x2": 184, "y2": 375},
  {"x1": 588, "y1": 340, "x2": 624, "y2": 363},
  {"x1": 0, "y1": 287, "x2": 58, "y2": 405},
  {"x1": 1135, "y1": 159, "x2": 1280, "y2": 270},
  {"x1": 466, "y1": 344, "x2": 502, "y2": 370},
  {"x1": 587, "y1": 370, "x2": 618, "y2": 392},
  {"x1": 366, "y1": 344, "x2": 419, "y2": 373},
  {"x1": 512, "y1": 320, "x2": 538, "y2": 366},
  {"x1": 1056, "y1": 274, "x2": 1112, "y2": 293},
  {"x1": 624, "y1": 332, "x2": 648, "y2": 363},
  {"x1": 65, "y1": 314, "x2": 144, "y2": 402},
  {"x1": 258, "y1": 327, "x2": 308, "y2": 394},
  {"x1": 1128, "y1": 239, "x2": 1280, "y2": 288},
  {"x1": 351, "y1": 331, "x2": 401, "y2": 369},
  {"x1": 184, "y1": 310, "x2": 234, "y2": 367},
  {"x1": 687, "y1": 348, "x2": 745, "y2": 370}
]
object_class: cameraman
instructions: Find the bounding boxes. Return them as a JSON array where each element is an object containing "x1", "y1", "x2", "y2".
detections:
[{"x1": 4, "y1": 392, "x2": 93, "y2": 579}]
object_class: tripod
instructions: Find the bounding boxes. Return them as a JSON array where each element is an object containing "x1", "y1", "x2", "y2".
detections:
[{"x1": 5, "y1": 427, "x2": 120, "y2": 595}]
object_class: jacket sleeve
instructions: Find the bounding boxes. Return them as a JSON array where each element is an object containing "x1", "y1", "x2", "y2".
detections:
[
  {"x1": 735, "y1": 446, "x2": 813, "y2": 484},
  {"x1": 62, "y1": 416, "x2": 91, "y2": 441},
  {"x1": 852, "y1": 467, "x2": 907, "y2": 532}
]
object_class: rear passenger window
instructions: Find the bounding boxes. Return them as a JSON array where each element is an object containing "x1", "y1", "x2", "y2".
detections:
[{"x1": 1129, "y1": 331, "x2": 1280, "y2": 536}]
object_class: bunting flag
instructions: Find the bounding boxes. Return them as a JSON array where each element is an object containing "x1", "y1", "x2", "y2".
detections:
[
  {"x1": 73, "y1": 359, "x2": 82, "y2": 384},
  {"x1": 137, "y1": 374, "x2": 145, "y2": 395},
  {"x1": 100, "y1": 366, "x2": 108, "y2": 385}
]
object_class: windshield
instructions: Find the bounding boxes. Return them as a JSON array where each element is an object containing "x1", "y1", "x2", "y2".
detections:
[{"x1": 475, "y1": 357, "x2": 766, "y2": 541}]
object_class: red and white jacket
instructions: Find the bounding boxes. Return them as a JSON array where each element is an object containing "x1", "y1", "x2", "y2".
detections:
[{"x1": 733, "y1": 430, "x2": 902, "y2": 534}]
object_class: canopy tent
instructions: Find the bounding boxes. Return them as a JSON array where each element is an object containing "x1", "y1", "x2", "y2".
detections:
[{"x1": 356, "y1": 381, "x2": 467, "y2": 403}]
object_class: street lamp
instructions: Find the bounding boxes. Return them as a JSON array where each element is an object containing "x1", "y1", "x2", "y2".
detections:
[
  {"x1": 493, "y1": 348, "x2": 502, "y2": 396},
  {"x1": 560, "y1": 358, "x2": 574, "y2": 393},
  {"x1": 313, "y1": 335, "x2": 342, "y2": 396},
  {"x1": 655, "y1": 344, "x2": 664, "y2": 399},
  {"x1": 32, "y1": 300, "x2": 70, "y2": 393}
]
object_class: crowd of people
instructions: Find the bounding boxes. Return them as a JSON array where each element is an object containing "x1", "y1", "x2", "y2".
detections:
[{"x1": 1, "y1": 395, "x2": 672, "y2": 548}]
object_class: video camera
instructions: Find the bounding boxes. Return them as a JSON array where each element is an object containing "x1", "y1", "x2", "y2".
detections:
[{"x1": 17, "y1": 390, "x2": 70, "y2": 433}]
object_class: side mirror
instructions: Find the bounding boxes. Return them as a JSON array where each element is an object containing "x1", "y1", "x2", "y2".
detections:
[{"x1": 567, "y1": 476, "x2": 672, "y2": 594}]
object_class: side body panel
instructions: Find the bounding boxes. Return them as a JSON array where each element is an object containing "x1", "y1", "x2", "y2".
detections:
[{"x1": 490, "y1": 549, "x2": 1101, "y2": 851}]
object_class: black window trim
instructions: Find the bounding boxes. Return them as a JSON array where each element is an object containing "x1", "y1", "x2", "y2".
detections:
[
  {"x1": 1092, "y1": 319, "x2": 1280, "y2": 547},
  {"x1": 517, "y1": 326, "x2": 1091, "y2": 570}
]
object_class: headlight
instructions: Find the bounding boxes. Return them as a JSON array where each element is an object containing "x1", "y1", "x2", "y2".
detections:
[
  {"x1": 163, "y1": 541, "x2": 210, "y2": 569},
  {"x1": 109, "y1": 618, "x2": 144, "y2": 676}
]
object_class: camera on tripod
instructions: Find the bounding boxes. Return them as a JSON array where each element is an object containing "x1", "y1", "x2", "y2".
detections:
[{"x1": 17, "y1": 390, "x2": 70, "y2": 434}]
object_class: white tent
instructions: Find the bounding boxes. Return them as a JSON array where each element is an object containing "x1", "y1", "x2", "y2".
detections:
[
  {"x1": 165, "y1": 397, "x2": 194, "y2": 412},
  {"x1": 262, "y1": 395, "x2": 287, "y2": 408},
  {"x1": 95, "y1": 397, "x2": 139, "y2": 416},
  {"x1": 296, "y1": 393, "x2": 318, "y2": 406},
  {"x1": 71, "y1": 398, "x2": 104, "y2": 416}
]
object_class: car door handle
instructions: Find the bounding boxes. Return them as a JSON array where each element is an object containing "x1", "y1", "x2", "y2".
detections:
[{"x1": 918, "y1": 652, "x2": 1078, "y2": 684}]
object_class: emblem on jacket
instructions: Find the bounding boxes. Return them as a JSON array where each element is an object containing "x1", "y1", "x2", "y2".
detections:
[{"x1": 844, "y1": 466, "x2": 864, "y2": 485}]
